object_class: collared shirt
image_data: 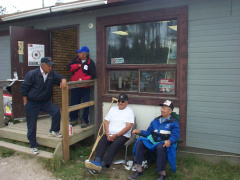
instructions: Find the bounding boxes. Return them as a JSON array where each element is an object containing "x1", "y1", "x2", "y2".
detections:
[
  {"x1": 160, "y1": 115, "x2": 171, "y2": 124},
  {"x1": 40, "y1": 67, "x2": 48, "y2": 82}
]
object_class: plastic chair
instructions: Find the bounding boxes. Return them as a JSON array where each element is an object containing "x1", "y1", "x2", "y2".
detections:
[{"x1": 124, "y1": 117, "x2": 137, "y2": 163}]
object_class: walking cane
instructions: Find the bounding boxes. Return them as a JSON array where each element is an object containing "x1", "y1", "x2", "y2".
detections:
[{"x1": 85, "y1": 97, "x2": 118, "y2": 168}]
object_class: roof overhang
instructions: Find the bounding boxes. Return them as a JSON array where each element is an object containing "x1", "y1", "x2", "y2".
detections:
[{"x1": 1, "y1": 0, "x2": 107, "y2": 22}]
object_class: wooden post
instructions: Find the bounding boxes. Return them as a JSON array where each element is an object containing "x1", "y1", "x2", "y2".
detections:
[
  {"x1": 0, "y1": 86, "x2": 4, "y2": 128},
  {"x1": 62, "y1": 85, "x2": 69, "y2": 161},
  {"x1": 94, "y1": 80, "x2": 98, "y2": 139}
]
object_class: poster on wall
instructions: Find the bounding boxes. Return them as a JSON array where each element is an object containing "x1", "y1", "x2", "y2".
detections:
[
  {"x1": 159, "y1": 79, "x2": 175, "y2": 93},
  {"x1": 28, "y1": 44, "x2": 45, "y2": 66},
  {"x1": 3, "y1": 94, "x2": 12, "y2": 116}
]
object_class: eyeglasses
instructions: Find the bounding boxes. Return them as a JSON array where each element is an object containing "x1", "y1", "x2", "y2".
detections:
[{"x1": 118, "y1": 100, "x2": 125, "y2": 103}]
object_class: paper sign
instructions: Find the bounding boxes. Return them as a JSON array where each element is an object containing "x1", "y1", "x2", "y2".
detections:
[
  {"x1": 28, "y1": 44, "x2": 45, "y2": 66},
  {"x1": 111, "y1": 58, "x2": 124, "y2": 64},
  {"x1": 159, "y1": 79, "x2": 175, "y2": 93}
]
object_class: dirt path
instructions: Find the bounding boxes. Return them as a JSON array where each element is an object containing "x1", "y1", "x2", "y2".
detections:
[{"x1": 0, "y1": 155, "x2": 54, "y2": 180}]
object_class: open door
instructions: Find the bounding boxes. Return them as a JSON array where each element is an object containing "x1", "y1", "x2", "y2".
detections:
[{"x1": 10, "y1": 26, "x2": 50, "y2": 119}]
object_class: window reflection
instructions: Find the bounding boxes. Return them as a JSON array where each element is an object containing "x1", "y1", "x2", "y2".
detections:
[
  {"x1": 106, "y1": 20, "x2": 177, "y2": 65},
  {"x1": 140, "y1": 71, "x2": 175, "y2": 94},
  {"x1": 109, "y1": 71, "x2": 138, "y2": 92}
]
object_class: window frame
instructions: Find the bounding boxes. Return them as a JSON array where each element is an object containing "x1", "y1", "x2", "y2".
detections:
[{"x1": 97, "y1": 6, "x2": 188, "y2": 146}]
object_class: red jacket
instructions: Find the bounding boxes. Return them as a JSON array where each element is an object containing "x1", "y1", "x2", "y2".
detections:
[{"x1": 67, "y1": 56, "x2": 96, "y2": 82}]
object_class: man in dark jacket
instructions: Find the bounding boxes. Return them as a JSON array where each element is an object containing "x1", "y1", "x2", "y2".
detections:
[
  {"x1": 129, "y1": 100, "x2": 180, "y2": 180},
  {"x1": 67, "y1": 46, "x2": 96, "y2": 128},
  {"x1": 20, "y1": 57, "x2": 67, "y2": 155}
]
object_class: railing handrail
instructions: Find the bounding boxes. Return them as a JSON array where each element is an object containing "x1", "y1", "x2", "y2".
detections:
[{"x1": 61, "y1": 79, "x2": 97, "y2": 161}]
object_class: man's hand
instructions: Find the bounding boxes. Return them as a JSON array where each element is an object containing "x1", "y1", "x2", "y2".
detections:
[
  {"x1": 163, "y1": 140, "x2": 171, "y2": 148},
  {"x1": 23, "y1": 96, "x2": 27, "y2": 106},
  {"x1": 132, "y1": 129, "x2": 141, "y2": 135},
  {"x1": 60, "y1": 78, "x2": 67, "y2": 89}
]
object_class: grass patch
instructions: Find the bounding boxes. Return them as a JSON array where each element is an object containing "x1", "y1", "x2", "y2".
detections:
[
  {"x1": 141, "y1": 155, "x2": 240, "y2": 180},
  {"x1": 0, "y1": 146, "x2": 14, "y2": 158}
]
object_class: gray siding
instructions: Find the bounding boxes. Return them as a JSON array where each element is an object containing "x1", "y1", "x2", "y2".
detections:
[
  {"x1": 187, "y1": 0, "x2": 240, "y2": 154},
  {"x1": 0, "y1": 36, "x2": 11, "y2": 80},
  {"x1": 0, "y1": 0, "x2": 239, "y2": 154}
]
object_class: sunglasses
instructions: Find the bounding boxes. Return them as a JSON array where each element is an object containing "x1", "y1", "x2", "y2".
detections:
[{"x1": 118, "y1": 100, "x2": 125, "y2": 103}]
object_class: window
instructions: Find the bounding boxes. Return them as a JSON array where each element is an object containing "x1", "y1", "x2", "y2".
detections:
[
  {"x1": 107, "y1": 20, "x2": 177, "y2": 96},
  {"x1": 97, "y1": 6, "x2": 188, "y2": 146},
  {"x1": 107, "y1": 20, "x2": 177, "y2": 65},
  {"x1": 97, "y1": 6, "x2": 188, "y2": 105}
]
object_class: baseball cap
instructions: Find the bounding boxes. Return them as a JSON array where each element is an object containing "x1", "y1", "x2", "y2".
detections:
[
  {"x1": 77, "y1": 46, "x2": 90, "y2": 53},
  {"x1": 118, "y1": 94, "x2": 128, "y2": 101},
  {"x1": 160, "y1": 100, "x2": 174, "y2": 110},
  {"x1": 41, "y1": 57, "x2": 55, "y2": 65}
]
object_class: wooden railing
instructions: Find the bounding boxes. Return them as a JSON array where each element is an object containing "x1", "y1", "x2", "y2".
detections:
[{"x1": 61, "y1": 79, "x2": 97, "y2": 161}]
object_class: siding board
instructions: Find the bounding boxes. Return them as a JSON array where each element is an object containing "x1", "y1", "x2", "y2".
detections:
[{"x1": 0, "y1": 36, "x2": 11, "y2": 80}]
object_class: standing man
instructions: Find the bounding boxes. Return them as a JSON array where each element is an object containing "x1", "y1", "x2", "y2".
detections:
[
  {"x1": 67, "y1": 46, "x2": 96, "y2": 128},
  {"x1": 129, "y1": 100, "x2": 180, "y2": 180},
  {"x1": 20, "y1": 57, "x2": 67, "y2": 155}
]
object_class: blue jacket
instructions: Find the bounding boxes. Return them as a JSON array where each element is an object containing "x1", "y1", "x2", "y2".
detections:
[
  {"x1": 20, "y1": 67, "x2": 66, "y2": 102},
  {"x1": 133, "y1": 115, "x2": 180, "y2": 172}
]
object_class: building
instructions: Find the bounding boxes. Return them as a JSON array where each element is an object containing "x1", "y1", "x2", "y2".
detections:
[{"x1": 0, "y1": 0, "x2": 239, "y2": 155}]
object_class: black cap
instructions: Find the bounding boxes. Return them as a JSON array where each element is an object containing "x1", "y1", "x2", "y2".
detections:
[
  {"x1": 118, "y1": 94, "x2": 128, "y2": 101},
  {"x1": 41, "y1": 57, "x2": 55, "y2": 65},
  {"x1": 160, "y1": 100, "x2": 174, "y2": 110}
]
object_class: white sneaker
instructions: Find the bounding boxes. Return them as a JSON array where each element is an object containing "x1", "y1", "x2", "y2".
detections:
[
  {"x1": 30, "y1": 148, "x2": 39, "y2": 155},
  {"x1": 48, "y1": 131, "x2": 62, "y2": 138}
]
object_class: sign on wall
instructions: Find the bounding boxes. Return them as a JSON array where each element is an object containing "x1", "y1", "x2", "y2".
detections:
[{"x1": 28, "y1": 44, "x2": 45, "y2": 66}]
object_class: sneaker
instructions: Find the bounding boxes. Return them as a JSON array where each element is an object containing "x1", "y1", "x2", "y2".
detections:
[
  {"x1": 48, "y1": 131, "x2": 62, "y2": 138},
  {"x1": 81, "y1": 121, "x2": 90, "y2": 128},
  {"x1": 70, "y1": 120, "x2": 78, "y2": 126},
  {"x1": 157, "y1": 174, "x2": 167, "y2": 180},
  {"x1": 87, "y1": 168, "x2": 100, "y2": 175},
  {"x1": 85, "y1": 160, "x2": 102, "y2": 172},
  {"x1": 128, "y1": 170, "x2": 143, "y2": 179},
  {"x1": 30, "y1": 148, "x2": 39, "y2": 155}
]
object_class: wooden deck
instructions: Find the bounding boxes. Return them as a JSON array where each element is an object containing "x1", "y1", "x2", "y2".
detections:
[{"x1": 0, "y1": 116, "x2": 95, "y2": 158}]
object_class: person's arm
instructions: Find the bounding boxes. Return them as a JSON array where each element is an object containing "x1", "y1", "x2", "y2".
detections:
[
  {"x1": 20, "y1": 72, "x2": 32, "y2": 103},
  {"x1": 67, "y1": 56, "x2": 81, "y2": 72},
  {"x1": 22, "y1": 96, "x2": 27, "y2": 106},
  {"x1": 60, "y1": 78, "x2": 67, "y2": 89},
  {"x1": 104, "y1": 120, "x2": 111, "y2": 140},
  {"x1": 109, "y1": 122, "x2": 133, "y2": 141},
  {"x1": 132, "y1": 129, "x2": 141, "y2": 135}
]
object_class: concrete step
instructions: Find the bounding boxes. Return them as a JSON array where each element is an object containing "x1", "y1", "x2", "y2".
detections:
[{"x1": 0, "y1": 140, "x2": 53, "y2": 159}]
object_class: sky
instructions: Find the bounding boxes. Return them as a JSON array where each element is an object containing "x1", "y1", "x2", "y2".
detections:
[{"x1": 0, "y1": 0, "x2": 78, "y2": 14}]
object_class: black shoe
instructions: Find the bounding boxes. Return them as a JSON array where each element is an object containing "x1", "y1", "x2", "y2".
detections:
[
  {"x1": 157, "y1": 174, "x2": 167, "y2": 180},
  {"x1": 128, "y1": 170, "x2": 143, "y2": 179},
  {"x1": 70, "y1": 120, "x2": 78, "y2": 126},
  {"x1": 87, "y1": 168, "x2": 100, "y2": 175}
]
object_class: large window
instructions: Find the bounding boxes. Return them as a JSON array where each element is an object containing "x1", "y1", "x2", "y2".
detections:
[
  {"x1": 97, "y1": 6, "x2": 188, "y2": 145},
  {"x1": 107, "y1": 20, "x2": 177, "y2": 65},
  {"x1": 106, "y1": 20, "x2": 177, "y2": 95},
  {"x1": 97, "y1": 6, "x2": 188, "y2": 105}
]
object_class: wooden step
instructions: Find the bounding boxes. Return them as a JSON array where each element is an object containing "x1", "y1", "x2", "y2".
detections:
[{"x1": 0, "y1": 140, "x2": 53, "y2": 159}]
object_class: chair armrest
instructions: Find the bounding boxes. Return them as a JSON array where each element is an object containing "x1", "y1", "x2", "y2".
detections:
[{"x1": 124, "y1": 134, "x2": 136, "y2": 146}]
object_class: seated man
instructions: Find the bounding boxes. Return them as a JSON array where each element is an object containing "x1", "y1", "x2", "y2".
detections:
[
  {"x1": 86, "y1": 94, "x2": 135, "y2": 175},
  {"x1": 129, "y1": 100, "x2": 180, "y2": 180}
]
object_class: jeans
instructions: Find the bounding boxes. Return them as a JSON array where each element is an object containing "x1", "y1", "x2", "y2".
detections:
[
  {"x1": 24, "y1": 100, "x2": 61, "y2": 148},
  {"x1": 70, "y1": 87, "x2": 90, "y2": 124}
]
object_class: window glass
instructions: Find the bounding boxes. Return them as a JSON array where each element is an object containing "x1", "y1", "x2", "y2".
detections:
[
  {"x1": 109, "y1": 71, "x2": 138, "y2": 92},
  {"x1": 106, "y1": 20, "x2": 177, "y2": 65},
  {"x1": 140, "y1": 70, "x2": 175, "y2": 94}
]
